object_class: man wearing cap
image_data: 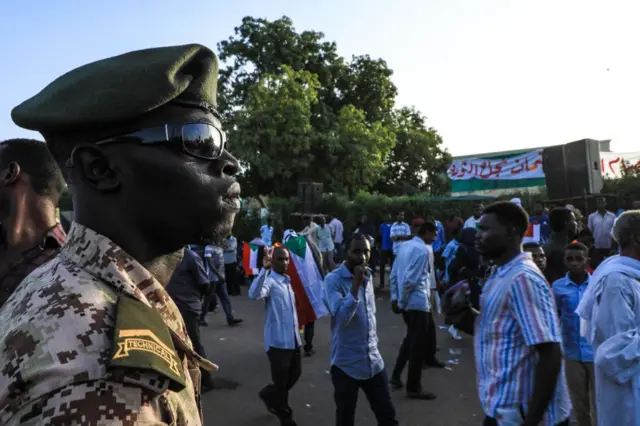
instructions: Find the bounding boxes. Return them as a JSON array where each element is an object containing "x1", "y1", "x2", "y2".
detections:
[{"x1": 0, "y1": 44, "x2": 238, "y2": 425}]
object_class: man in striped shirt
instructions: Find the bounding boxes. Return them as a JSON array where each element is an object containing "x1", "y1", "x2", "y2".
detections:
[{"x1": 474, "y1": 201, "x2": 571, "y2": 426}]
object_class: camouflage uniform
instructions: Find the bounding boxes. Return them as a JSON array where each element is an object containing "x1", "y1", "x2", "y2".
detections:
[{"x1": 0, "y1": 223, "x2": 216, "y2": 425}]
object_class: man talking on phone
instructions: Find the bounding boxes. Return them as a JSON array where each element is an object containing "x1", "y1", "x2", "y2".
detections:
[{"x1": 324, "y1": 233, "x2": 398, "y2": 426}]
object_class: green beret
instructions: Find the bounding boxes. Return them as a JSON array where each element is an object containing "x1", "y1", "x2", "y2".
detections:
[{"x1": 11, "y1": 44, "x2": 219, "y2": 142}]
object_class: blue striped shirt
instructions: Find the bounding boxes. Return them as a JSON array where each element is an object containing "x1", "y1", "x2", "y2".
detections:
[{"x1": 474, "y1": 252, "x2": 571, "y2": 425}]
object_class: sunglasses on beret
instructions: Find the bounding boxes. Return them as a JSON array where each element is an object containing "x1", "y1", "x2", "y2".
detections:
[{"x1": 95, "y1": 122, "x2": 227, "y2": 160}]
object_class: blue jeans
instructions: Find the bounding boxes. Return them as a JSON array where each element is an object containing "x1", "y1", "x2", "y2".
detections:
[
  {"x1": 330, "y1": 366, "x2": 398, "y2": 426},
  {"x1": 210, "y1": 280, "x2": 234, "y2": 322}
]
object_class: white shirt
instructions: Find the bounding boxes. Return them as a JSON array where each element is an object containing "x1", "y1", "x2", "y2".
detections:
[
  {"x1": 464, "y1": 216, "x2": 479, "y2": 229},
  {"x1": 300, "y1": 222, "x2": 319, "y2": 244},
  {"x1": 329, "y1": 218, "x2": 344, "y2": 244},
  {"x1": 390, "y1": 221, "x2": 411, "y2": 254},
  {"x1": 426, "y1": 244, "x2": 437, "y2": 290},
  {"x1": 588, "y1": 210, "x2": 616, "y2": 249},
  {"x1": 260, "y1": 225, "x2": 274, "y2": 246}
]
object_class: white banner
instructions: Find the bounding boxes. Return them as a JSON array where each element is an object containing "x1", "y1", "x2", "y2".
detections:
[
  {"x1": 448, "y1": 150, "x2": 544, "y2": 181},
  {"x1": 600, "y1": 152, "x2": 640, "y2": 178}
]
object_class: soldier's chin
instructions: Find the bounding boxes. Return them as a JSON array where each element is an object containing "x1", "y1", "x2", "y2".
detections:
[{"x1": 200, "y1": 220, "x2": 234, "y2": 245}]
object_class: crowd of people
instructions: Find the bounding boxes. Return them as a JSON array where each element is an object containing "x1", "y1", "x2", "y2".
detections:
[{"x1": 1, "y1": 42, "x2": 640, "y2": 426}]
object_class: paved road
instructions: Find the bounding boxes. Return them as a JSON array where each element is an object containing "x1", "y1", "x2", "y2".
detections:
[{"x1": 200, "y1": 283, "x2": 483, "y2": 426}]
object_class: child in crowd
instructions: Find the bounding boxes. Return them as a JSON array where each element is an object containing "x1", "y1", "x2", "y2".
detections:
[{"x1": 552, "y1": 242, "x2": 596, "y2": 426}]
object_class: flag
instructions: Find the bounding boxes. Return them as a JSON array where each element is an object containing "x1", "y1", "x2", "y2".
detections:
[
  {"x1": 242, "y1": 238, "x2": 266, "y2": 275},
  {"x1": 284, "y1": 233, "x2": 328, "y2": 326},
  {"x1": 523, "y1": 224, "x2": 541, "y2": 244}
]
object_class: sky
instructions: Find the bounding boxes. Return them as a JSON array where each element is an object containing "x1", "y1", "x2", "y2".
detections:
[{"x1": 1, "y1": 0, "x2": 638, "y2": 157}]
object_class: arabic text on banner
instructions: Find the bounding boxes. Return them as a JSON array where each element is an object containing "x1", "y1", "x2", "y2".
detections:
[
  {"x1": 447, "y1": 150, "x2": 544, "y2": 181},
  {"x1": 600, "y1": 152, "x2": 640, "y2": 178}
]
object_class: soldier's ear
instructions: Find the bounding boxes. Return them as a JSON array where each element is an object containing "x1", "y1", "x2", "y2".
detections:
[
  {"x1": 71, "y1": 145, "x2": 121, "y2": 192},
  {"x1": 0, "y1": 162, "x2": 21, "y2": 186}
]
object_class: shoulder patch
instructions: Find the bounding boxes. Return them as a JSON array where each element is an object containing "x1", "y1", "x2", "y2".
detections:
[{"x1": 109, "y1": 296, "x2": 186, "y2": 392}]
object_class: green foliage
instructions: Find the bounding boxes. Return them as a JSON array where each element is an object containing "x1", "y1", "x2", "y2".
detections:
[
  {"x1": 230, "y1": 65, "x2": 320, "y2": 196},
  {"x1": 218, "y1": 16, "x2": 449, "y2": 197},
  {"x1": 375, "y1": 107, "x2": 452, "y2": 195}
]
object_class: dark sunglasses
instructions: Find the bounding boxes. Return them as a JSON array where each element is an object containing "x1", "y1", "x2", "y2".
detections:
[
  {"x1": 66, "y1": 123, "x2": 227, "y2": 169},
  {"x1": 97, "y1": 122, "x2": 227, "y2": 160}
]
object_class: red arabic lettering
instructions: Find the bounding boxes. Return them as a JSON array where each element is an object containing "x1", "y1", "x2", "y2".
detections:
[
  {"x1": 511, "y1": 159, "x2": 524, "y2": 174},
  {"x1": 492, "y1": 160, "x2": 507, "y2": 178},
  {"x1": 608, "y1": 157, "x2": 620, "y2": 175},
  {"x1": 456, "y1": 161, "x2": 470, "y2": 178},
  {"x1": 526, "y1": 156, "x2": 543, "y2": 171}
]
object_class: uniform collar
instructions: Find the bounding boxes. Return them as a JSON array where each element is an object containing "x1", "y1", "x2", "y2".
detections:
[{"x1": 60, "y1": 222, "x2": 192, "y2": 349}]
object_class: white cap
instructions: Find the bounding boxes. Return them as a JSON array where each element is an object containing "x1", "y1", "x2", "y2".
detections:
[{"x1": 510, "y1": 197, "x2": 522, "y2": 206}]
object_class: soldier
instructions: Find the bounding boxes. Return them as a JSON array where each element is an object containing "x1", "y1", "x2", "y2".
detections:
[
  {"x1": 0, "y1": 44, "x2": 239, "y2": 425},
  {"x1": 0, "y1": 138, "x2": 66, "y2": 306}
]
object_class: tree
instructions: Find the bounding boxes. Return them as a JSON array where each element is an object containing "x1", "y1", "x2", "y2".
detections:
[
  {"x1": 376, "y1": 107, "x2": 451, "y2": 195},
  {"x1": 231, "y1": 66, "x2": 395, "y2": 197},
  {"x1": 230, "y1": 65, "x2": 320, "y2": 197},
  {"x1": 218, "y1": 16, "x2": 447, "y2": 197}
]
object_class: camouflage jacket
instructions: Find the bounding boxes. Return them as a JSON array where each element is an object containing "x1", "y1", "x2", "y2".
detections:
[{"x1": 0, "y1": 223, "x2": 216, "y2": 425}]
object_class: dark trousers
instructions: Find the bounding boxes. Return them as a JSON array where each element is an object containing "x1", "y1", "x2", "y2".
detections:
[
  {"x1": 483, "y1": 415, "x2": 569, "y2": 425},
  {"x1": 180, "y1": 309, "x2": 213, "y2": 386},
  {"x1": 330, "y1": 366, "x2": 398, "y2": 426},
  {"x1": 262, "y1": 347, "x2": 302, "y2": 417},
  {"x1": 304, "y1": 322, "x2": 315, "y2": 352},
  {"x1": 207, "y1": 280, "x2": 234, "y2": 323},
  {"x1": 378, "y1": 250, "x2": 394, "y2": 288},
  {"x1": 391, "y1": 310, "x2": 428, "y2": 392},
  {"x1": 424, "y1": 310, "x2": 438, "y2": 364},
  {"x1": 224, "y1": 263, "x2": 241, "y2": 295},
  {"x1": 591, "y1": 248, "x2": 610, "y2": 269}
]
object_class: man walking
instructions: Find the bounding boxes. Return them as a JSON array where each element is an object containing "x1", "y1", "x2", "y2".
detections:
[
  {"x1": 324, "y1": 234, "x2": 398, "y2": 426},
  {"x1": 224, "y1": 234, "x2": 241, "y2": 295},
  {"x1": 378, "y1": 213, "x2": 394, "y2": 290},
  {"x1": 167, "y1": 247, "x2": 215, "y2": 393},
  {"x1": 390, "y1": 211, "x2": 411, "y2": 258},
  {"x1": 329, "y1": 213, "x2": 344, "y2": 260},
  {"x1": 202, "y1": 243, "x2": 243, "y2": 326},
  {"x1": 587, "y1": 197, "x2": 616, "y2": 268},
  {"x1": 249, "y1": 247, "x2": 301, "y2": 426},
  {"x1": 0, "y1": 139, "x2": 66, "y2": 306},
  {"x1": 577, "y1": 211, "x2": 640, "y2": 426},
  {"x1": 475, "y1": 202, "x2": 571, "y2": 426},
  {"x1": 389, "y1": 221, "x2": 440, "y2": 399}
]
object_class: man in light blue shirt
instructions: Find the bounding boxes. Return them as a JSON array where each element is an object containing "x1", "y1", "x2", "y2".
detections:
[
  {"x1": 389, "y1": 221, "x2": 439, "y2": 400},
  {"x1": 324, "y1": 233, "x2": 398, "y2": 426},
  {"x1": 249, "y1": 247, "x2": 301, "y2": 426}
]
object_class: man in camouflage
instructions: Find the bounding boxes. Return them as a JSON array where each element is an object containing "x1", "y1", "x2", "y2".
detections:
[
  {"x1": 0, "y1": 138, "x2": 66, "y2": 307},
  {"x1": 0, "y1": 44, "x2": 240, "y2": 425}
]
